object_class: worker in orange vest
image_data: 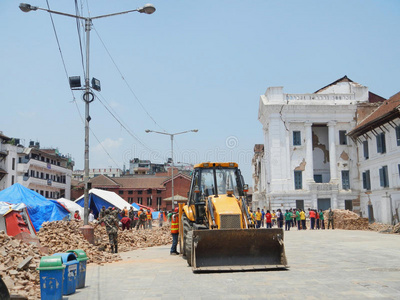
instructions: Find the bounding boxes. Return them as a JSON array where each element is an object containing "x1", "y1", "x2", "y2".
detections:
[
  {"x1": 170, "y1": 207, "x2": 179, "y2": 255},
  {"x1": 146, "y1": 209, "x2": 152, "y2": 229}
]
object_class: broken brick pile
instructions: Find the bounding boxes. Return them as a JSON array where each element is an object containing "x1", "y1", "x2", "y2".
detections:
[
  {"x1": 38, "y1": 221, "x2": 122, "y2": 265},
  {"x1": 324, "y1": 209, "x2": 400, "y2": 233},
  {"x1": 1, "y1": 220, "x2": 172, "y2": 299},
  {"x1": 0, "y1": 232, "x2": 41, "y2": 300},
  {"x1": 369, "y1": 221, "x2": 400, "y2": 234},
  {"x1": 324, "y1": 209, "x2": 369, "y2": 230}
]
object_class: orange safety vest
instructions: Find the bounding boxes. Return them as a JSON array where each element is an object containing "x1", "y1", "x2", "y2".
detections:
[
  {"x1": 146, "y1": 212, "x2": 152, "y2": 220},
  {"x1": 171, "y1": 214, "x2": 179, "y2": 234}
]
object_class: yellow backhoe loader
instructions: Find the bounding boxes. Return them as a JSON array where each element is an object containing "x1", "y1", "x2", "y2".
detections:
[{"x1": 179, "y1": 162, "x2": 288, "y2": 272}]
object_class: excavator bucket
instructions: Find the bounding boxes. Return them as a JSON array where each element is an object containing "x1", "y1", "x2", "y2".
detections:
[{"x1": 192, "y1": 228, "x2": 288, "y2": 272}]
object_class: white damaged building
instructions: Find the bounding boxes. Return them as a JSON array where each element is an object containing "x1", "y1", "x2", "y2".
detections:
[{"x1": 254, "y1": 76, "x2": 400, "y2": 224}]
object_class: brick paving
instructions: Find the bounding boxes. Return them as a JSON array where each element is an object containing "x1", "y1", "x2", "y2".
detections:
[{"x1": 66, "y1": 229, "x2": 400, "y2": 299}]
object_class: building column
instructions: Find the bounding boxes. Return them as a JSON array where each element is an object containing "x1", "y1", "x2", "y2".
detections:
[
  {"x1": 311, "y1": 193, "x2": 318, "y2": 210},
  {"x1": 285, "y1": 126, "x2": 291, "y2": 184},
  {"x1": 381, "y1": 193, "x2": 393, "y2": 224},
  {"x1": 262, "y1": 126, "x2": 270, "y2": 193},
  {"x1": 331, "y1": 193, "x2": 338, "y2": 209},
  {"x1": 328, "y1": 121, "x2": 338, "y2": 183},
  {"x1": 305, "y1": 121, "x2": 314, "y2": 184}
]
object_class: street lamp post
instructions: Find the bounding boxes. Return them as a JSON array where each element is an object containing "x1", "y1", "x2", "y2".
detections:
[
  {"x1": 19, "y1": 3, "x2": 155, "y2": 231},
  {"x1": 145, "y1": 129, "x2": 198, "y2": 209}
]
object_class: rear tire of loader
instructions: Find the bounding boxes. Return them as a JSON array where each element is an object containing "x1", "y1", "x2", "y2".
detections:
[{"x1": 182, "y1": 214, "x2": 193, "y2": 266}]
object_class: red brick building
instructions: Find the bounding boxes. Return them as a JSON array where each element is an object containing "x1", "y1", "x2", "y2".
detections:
[{"x1": 71, "y1": 173, "x2": 191, "y2": 211}]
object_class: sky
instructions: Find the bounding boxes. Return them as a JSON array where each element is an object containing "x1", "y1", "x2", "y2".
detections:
[{"x1": 1, "y1": 0, "x2": 399, "y2": 183}]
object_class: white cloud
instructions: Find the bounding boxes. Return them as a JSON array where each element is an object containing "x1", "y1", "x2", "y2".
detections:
[
  {"x1": 93, "y1": 137, "x2": 124, "y2": 152},
  {"x1": 90, "y1": 138, "x2": 124, "y2": 168}
]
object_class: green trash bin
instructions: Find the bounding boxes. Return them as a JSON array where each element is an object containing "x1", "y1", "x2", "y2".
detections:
[
  {"x1": 37, "y1": 256, "x2": 65, "y2": 300},
  {"x1": 67, "y1": 249, "x2": 89, "y2": 289}
]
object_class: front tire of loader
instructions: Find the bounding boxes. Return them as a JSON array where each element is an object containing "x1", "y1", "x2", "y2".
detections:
[
  {"x1": 182, "y1": 214, "x2": 193, "y2": 266},
  {"x1": 185, "y1": 230, "x2": 193, "y2": 267}
]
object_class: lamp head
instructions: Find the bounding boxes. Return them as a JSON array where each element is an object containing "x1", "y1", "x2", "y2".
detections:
[
  {"x1": 138, "y1": 4, "x2": 156, "y2": 14},
  {"x1": 145, "y1": 130, "x2": 151, "y2": 133},
  {"x1": 19, "y1": 3, "x2": 38, "y2": 12},
  {"x1": 192, "y1": 129, "x2": 199, "y2": 133}
]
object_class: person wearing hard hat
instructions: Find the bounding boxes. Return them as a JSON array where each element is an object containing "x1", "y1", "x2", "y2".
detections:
[{"x1": 170, "y1": 207, "x2": 179, "y2": 255}]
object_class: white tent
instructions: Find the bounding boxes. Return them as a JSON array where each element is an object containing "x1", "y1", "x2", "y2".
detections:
[
  {"x1": 56, "y1": 198, "x2": 84, "y2": 216},
  {"x1": 75, "y1": 188, "x2": 138, "y2": 217}
]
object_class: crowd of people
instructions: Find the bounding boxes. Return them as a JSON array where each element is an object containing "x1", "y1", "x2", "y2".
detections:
[
  {"x1": 72, "y1": 206, "x2": 172, "y2": 230},
  {"x1": 252, "y1": 207, "x2": 335, "y2": 230}
]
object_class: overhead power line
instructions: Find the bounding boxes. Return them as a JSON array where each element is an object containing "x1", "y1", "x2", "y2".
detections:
[
  {"x1": 94, "y1": 91, "x2": 154, "y2": 152},
  {"x1": 92, "y1": 25, "x2": 166, "y2": 132},
  {"x1": 42, "y1": 0, "x2": 122, "y2": 169}
]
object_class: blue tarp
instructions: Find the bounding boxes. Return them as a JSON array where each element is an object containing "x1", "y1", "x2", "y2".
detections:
[
  {"x1": 0, "y1": 183, "x2": 69, "y2": 231},
  {"x1": 76, "y1": 193, "x2": 116, "y2": 218},
  {"x1": 131, "y1": 203, "x2": 140, "y2": 210}
]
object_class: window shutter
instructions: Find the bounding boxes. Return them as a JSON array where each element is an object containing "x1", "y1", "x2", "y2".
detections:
[
  {"x1": 396, "y1": 126, "x2": 400, "y2": 146},
  {"x1": 383, "y1": 166, "x2": 389, "y2": 187},
  {"x1": 377, "y1": 135, "x2": 382, "y2": 153},
  {"x1": 381, "y1": 134, "x2": 386, "y2": 153},
  {"x1": 363, "y1": 141, "x2": 369, "y2": 159},
  {"x1": 362, "y1": 172, "x2": 366, "y2": 189},
  {"x1": 379, "y1": 168, "x2": 384, "y2": 187}
]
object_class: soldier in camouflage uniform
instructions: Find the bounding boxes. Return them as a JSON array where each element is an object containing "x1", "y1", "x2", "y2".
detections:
[
  {"x1": 96, "y1": 208, "x2": 120, "y2": 253},
  {"x1": 136, "y1": 208, "x2": 147, "y2": 230},
  {"x1": 327, "y1": 208, "x2": 334, "y2": 230},
  {"x1": 99, "y1": 206, "x2": 106, "y2": 219}
]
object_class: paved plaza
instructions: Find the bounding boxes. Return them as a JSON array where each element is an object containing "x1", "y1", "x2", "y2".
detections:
[{"x1": 67, "y1": 229, "x2": 400, "y2": 299}]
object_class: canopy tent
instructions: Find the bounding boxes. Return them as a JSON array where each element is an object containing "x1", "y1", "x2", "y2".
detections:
[
  {"x1": 131, "y1": 203, "x2": 140, "y2": 210},
  {"x1": 56, "y1": 198, "x2": 84, "y2": 217},
  {"x1": 75, "y1": 188, "x2": 137, "y2": 218},
  {"x1": 163, "y1": 194, "x2": 188, "y2": 202},
  {"x1": 136, "y1": 203, "x2": 154, "y2": 212},
  {"x1": 0, "y1": 183, "x2": 69, "y2": 231}
]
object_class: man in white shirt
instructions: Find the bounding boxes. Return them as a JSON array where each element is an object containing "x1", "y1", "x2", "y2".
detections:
[{"x1": 88, "y1": 209, "x2": 95, "y2": 222}]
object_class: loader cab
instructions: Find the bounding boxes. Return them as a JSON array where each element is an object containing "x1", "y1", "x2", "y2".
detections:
[{"x1": 187, "y1": 162, "x2": 245, "y2": 224}]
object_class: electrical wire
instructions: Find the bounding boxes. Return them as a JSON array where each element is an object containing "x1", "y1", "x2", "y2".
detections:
[
  {"x1": 92, "y1": 25, "x2": 166, "y2": 132},
  {"x1": 72, "y1": 99, "x2": 122, "y2": 169},
  {"x1": 94, "y1": 92, "x2": 154, "y2": 152},
  {"x1": 42, "y1": 0, "x2": 122, "y2": 169},
  {"x1": 74, "y1": 0, "x2": 86, "y2": 75},
  {"x1": 45, "y1": 0, "x2": 75, "y2": 101}
]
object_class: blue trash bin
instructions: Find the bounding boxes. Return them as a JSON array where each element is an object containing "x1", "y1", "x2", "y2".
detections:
[
  {"x1": 37, "y1": 256, "x2": 65, "y2": 300},
  {"x1": 53, "y1": 252, "x2": 78, "y2": 295},
  {"x1": 67, "y1": 249, "x2": 89, "y2": 289}
]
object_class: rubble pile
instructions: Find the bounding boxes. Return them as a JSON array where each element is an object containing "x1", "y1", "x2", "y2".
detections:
[
  {"x1": 38, "y1": 221, "x2": 172, "y2": 261},
  {"x1": 368, "y1": 222, "x2": 393, "y2": 233},
  {"x1": 95, "y1": 224, "x2": 172, "y2": 252},
  {"x1": 324, "y1": 209, "x2": 369, "y2": 230},
  {"x1": 38, "y1": 221, "x2": 122, "y2": 264},
  {"x1": 369, "y1": 222, "x2": 400, "y2": 234},
  {"x1": 394, "y1": 223, "x2": 400, "y2": 234},
  {"x1": 0, "y1": 221, "x2": 172, "y2": 299},
  {"x1": 0, "y1": 231, "x2": 41, "y2": 300}
]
